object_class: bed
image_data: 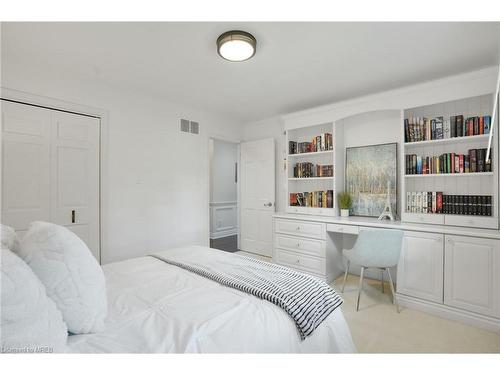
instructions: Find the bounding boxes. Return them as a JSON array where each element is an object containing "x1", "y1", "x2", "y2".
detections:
[{"x1": 67, "y1": 246, "x2": 356, "y2": 353}]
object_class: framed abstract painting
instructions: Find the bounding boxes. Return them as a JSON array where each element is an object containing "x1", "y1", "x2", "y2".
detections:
[{"x1": 345, "y1": 142, "x2": 397, "y2": 217}]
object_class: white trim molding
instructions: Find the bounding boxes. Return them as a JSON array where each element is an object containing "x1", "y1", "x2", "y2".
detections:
[{"x1": 210, "y1": 201, "x2": 238, "y2": 239}]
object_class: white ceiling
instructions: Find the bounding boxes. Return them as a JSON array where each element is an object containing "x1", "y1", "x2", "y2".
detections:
[{"x1": 2, "y1": 22, "x2": 500, "y2": 122}]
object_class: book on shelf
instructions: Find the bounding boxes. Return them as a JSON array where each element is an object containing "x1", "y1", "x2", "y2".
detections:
[
  {"x1": 407, "y1": 192, "x2": 492, "y2": 216},
  {"x1": 288, "y1": 133, "x2": 333, "y2": 154},
  {"x1": 289, "y1": 190, "x2": 333, "y2": 208},
  {"x1": 405, "y1": 148, "x2": 492, "y2": 175},
  {"x1": 293, "y1": 162, "x2": 333, "y2": 178},
  {"x1": 404, "y1": 114, "x2": 491, "y2": 143}
]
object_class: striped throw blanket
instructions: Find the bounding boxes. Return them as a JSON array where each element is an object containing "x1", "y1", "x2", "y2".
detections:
[{"x1": 150, "y1": 246, "x2": 343, "y2": 340}]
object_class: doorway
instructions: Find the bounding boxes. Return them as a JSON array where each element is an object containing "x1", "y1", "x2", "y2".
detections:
[{"x1": 209, "y1": 138, "x2": 240, "y2": 253}]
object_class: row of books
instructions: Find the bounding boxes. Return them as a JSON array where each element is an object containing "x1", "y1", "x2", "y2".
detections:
[
  {"x1": 405, "y1": 148, "x2": 492, "y2": 175},
  {"x1": 404, "y1": 115, "x2": 491, "y2": 143},
  {"x1": 289, "y1": 133, "x2": 333, "y2": 154},
  {"x1": 293, "y1": 162, "x2": 333, "y2": 178},
  {"x1": 406, "y1": 191, "x2": 492, "y2": 216},
  {"x1": 289, "y1": 190, "x2": 333, "y2": 208}
]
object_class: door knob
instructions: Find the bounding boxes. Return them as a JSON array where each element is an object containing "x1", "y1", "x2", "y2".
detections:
[{"x1": 264, "y1": 202, "x2": 273, "y2": 207}]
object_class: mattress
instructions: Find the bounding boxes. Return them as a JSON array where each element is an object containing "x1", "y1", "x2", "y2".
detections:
[{"x1": 67, "y1": 248, "x2": 356, "y2": 353}]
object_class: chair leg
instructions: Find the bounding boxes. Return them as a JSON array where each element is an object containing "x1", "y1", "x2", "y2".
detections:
[
  {"x1": 356, "y1": 266, "x2": 365, "y2": 311},
  {"x1": 381, "y1": 268, "x2": 384, "y2": 293},
  {"x1": 386, "y1": 268, "x2": 399, "y2": 313},
  {"x1": 341, "y1": 260, "x2": 350, "y2": 293}
]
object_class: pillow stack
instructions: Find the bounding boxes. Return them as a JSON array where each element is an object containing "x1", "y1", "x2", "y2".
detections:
[
  {"x1": 1, "y1": 247, "x2": 68, "y2": 353},
  {"x1": 1, "y1": 222, "x2": 108, "y2": 352}
]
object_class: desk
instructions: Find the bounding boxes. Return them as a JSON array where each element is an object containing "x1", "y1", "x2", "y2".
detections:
[{"x1": 272, "y1": 212, "x2": 500, "y2": 333}]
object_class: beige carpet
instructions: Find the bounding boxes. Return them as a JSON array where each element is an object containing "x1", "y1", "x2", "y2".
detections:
[
  {"x1": 333, "y1": 274, "x2": 500, "y2": 353},
  {"x1": 236, "y1": 251, "x2": 500, "y2": 352}
]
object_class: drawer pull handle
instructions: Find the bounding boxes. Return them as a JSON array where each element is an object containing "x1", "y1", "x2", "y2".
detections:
[
  {"x1": 297, "y1": 242, "x2": 300, "y2": 247},
  {"x1": 296, "y1": 226, "x2": 301, "y2": 231},
  {"x1": 296, "y1": 259, "x2": 300, "y2": 264}
]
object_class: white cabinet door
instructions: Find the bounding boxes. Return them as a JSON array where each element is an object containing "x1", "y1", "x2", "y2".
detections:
[
  {"x1": 444, "y1": 235, "x2": 500, "y2": 318},
  {"x1": 51, "y1": 111, "x2": 100, "y2": 259},
  {"x1": 240, "y1": 138, "x2": 275, "y2": 256},
  {"x1": 397, "y1": 231, "x2": 444, "y2": 303},
  {"x1": 1, "y1": 101, "x2": 51, "y2": 232}
]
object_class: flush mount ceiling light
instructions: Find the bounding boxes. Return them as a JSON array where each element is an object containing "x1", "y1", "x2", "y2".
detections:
[{"x1": 217, "y1": 30, "x2": 256, "y2": 62}]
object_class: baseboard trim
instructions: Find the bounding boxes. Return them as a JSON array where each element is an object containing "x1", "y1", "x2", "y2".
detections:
[{"x1": 397, "y1": 293, "x2": 500, "y2": 333}]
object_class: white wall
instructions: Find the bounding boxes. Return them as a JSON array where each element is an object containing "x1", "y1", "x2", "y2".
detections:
[
  {"x1": 1, "y1": 60, "x2": 243, "y2": 264},
  {"x1": 242, "y1": 116, "x2": 286, "y2": 212},
  {"x1": 209, "y1": 139, "x2": 238, "y2": 239},
  {"x1": 210, "y1": 139, "x2": 238, "y2": 203}
]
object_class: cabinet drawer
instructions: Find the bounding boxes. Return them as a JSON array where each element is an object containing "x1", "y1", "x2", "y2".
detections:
[
  {"x1": 275, "y1": 248, "x2": 326, "y2": 276},
  {"x1": 444, "y1": 215, "x2": 498, "y2": 230},
  {"x1": 402, "y1": 212, "x2": 445, "y2": 225},
  {"x1": 326, "y1": 223, "x2": 359, "y2": 235},
  {"x1": 275, "y1": 218, "x2": 325, "y2": 239},
  {"x1": 275, "y1": 234, "x2": 325, "y2": 258}
]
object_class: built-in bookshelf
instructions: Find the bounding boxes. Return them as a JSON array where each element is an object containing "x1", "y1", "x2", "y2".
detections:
[
  {"x1": 401, "y1": 93, "x2": 499, "y2": 229},
  {"x1": 285, "y1": 122, "x2": 344, "y2": 216}
]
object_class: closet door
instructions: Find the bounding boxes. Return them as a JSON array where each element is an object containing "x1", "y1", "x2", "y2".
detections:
[
  {"x1": 1, "y1": 100, "x2": 100, "y2": 261},
  {"x1": 51, "y1": 111, "x2": 100, "y2": 260},
  {"x1": 1, "y1": 101, "x2": 51, "y2": 234}
]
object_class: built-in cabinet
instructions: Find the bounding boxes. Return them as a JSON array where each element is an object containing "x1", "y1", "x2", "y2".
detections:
[
  {"x1": 397, "y1": 231, "x2": 444, "y2": 303},
  {"x1": 397, "y1": 231, "x2": 500, "y2": 320},
  {"x1": 273, "y1": 214, "x2": 500, "y2": 332},
  {"x1": 285, "y1": 122, "x2": 344, "y2": 216},
  {"x1": 273, "y1": 217, "x2": 341, "y2": 283},
  {"x1": 402, "y1": 94, "x2": 499, "y2": 230},
  {"x1": 275, "y1": 68, "x2": 500, "y2": 332},
  {"x1": 444, "y1": 235, "x2": 500, "y2": 318}
]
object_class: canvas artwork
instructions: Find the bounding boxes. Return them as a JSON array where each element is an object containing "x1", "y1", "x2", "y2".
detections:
[{"x1": 345, "y1": 143, "x2": 397, "y2": 217}]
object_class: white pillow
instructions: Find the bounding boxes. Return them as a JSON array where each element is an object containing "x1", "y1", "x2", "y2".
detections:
[
  {"x1": 1, "y1": 248, "x2": 68, "y2": 353},
  {"x1": 1, "y1": 224, "x2": 20, "y2": 252},
  {"x1": 16, "y1": 221, "x2": 107, "y2": 334}
]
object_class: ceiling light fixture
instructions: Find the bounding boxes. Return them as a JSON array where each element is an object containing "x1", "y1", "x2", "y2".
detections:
[{"x1": 217, "y1": 30, "x2": 256, "y2": 62}]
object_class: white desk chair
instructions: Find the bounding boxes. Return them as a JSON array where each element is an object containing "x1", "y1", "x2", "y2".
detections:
[{"x1": 341, "y1": 228, "x2": 403, "y2": 312}]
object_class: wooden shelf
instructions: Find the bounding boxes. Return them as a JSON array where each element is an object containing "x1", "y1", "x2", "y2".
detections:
[
  {"x1": 288, "y1": 177, "x2": 334, "y2": 181},
  {"x1": 404, "y1": 134, "x2": 490, "y2": 147},
  {"x1": 287, "y1": 150, "x2": 334, "y2": 158},
  {"x1": 405, "y1": 172, "x2": 493, "y2": 178}
]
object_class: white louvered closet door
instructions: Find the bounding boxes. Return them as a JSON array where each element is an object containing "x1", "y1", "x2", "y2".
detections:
[{"x1": 1, "y1": 100, "x2": 100, "y2": 261}]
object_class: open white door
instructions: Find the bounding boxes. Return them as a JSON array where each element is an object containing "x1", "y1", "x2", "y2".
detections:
[{"x1": 240, "y1": 138, "x2": 275, "y2": 257}]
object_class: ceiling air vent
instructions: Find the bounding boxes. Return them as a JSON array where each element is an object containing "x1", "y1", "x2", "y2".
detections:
[
  {"x1": 180, "y1": 119, "x2": 190, "y2": 133},
  {"x1": 190, "y1": 121, "x2": 199, "y2": 134}
]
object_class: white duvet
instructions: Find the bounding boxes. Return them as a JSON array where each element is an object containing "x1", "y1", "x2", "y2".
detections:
[{"x1": 67, "y1": 248, "x2": 356, "y2": 353}]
